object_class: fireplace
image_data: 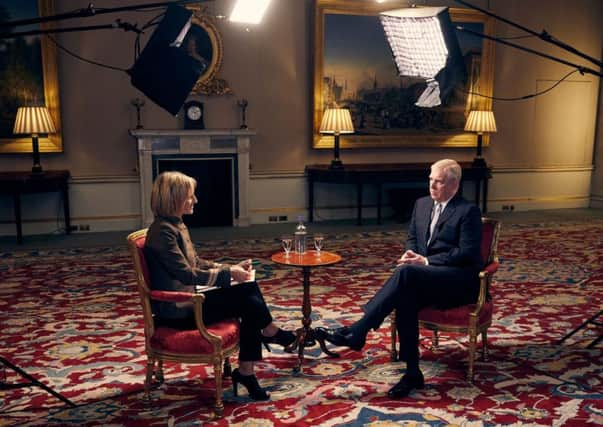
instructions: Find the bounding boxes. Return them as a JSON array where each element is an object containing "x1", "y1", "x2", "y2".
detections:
[
  {"x1": 155, "y1": 155, "x2": 236, "y2": 227},
  {"x1": 131, "y1": 129, "x2": 255, "y2": 227}
]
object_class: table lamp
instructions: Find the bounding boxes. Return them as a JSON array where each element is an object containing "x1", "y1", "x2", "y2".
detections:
[
  {"x1": 319, "y1": 108, "x2": 354, "y2": 169},
  {"x1": 464, "y1": 110, "x2": 497, "y2": 167},
  {"x1": 13, "y1": 106, "x2": 56, "y2": 174}
]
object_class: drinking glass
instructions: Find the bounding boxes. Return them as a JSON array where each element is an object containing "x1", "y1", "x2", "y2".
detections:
[
  {"x1": 313, "y1": 233, "x2": 324, "y2": 255},
  {"x1": 281, "y1": 236, "x2": 293, "y2": 257}
]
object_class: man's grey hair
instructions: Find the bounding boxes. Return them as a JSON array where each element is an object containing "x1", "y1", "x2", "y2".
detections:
[{"x1": 431, "y1": 159, "x2": 462, "y2": 182}]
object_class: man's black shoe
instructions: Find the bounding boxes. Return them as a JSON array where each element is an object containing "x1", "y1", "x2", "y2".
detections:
[
  {"x1": 387, "y1": 372, "x2": 425, "y2": 398},
  {"x1": 314, "y1": 327, "x2": 365, "y2": 351}
]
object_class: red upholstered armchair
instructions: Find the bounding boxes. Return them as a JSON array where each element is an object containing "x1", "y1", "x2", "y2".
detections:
[
  {"x1": 127, "y1": 229, "x2": 240, "y2": 418},
  {"x1": 390, "y1": 217, "x2": 501, "y2": 381}
]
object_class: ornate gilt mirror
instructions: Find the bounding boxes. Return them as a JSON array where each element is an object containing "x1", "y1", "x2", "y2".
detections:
[{"x1": 184, "y1": 9, "x2": 231, "y2": 96}]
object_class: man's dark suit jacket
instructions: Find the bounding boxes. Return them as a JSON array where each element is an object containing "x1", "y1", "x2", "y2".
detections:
[{"x1": 407, "y1": 194, "x2": 482, "y2": 269}]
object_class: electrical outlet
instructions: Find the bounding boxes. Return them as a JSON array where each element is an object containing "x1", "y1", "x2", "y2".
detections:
[
  {"x1": 79, "y1": 225, "x2": 90, "y2": 231},
  {"x1": 278, "y1": 215, "x2": 288, "y2": 222},
  {"x1": 268, "y1": 216, "x2": 278, "y2": 222}
]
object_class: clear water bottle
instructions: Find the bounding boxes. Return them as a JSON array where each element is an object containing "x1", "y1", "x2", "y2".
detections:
[{"x1": 294, "y1": 216, "x2": 307, "y2": 254}]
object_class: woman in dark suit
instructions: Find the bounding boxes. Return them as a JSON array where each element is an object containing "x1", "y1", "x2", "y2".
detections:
[{"x1": 144, "y1": 171, "x2": 294, "y2": 401}]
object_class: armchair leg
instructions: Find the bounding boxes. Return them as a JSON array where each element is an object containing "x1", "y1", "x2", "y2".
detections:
[
  {"x1": 156, "y1": 360, "x2": 164, "y2": 384},
  {"x1": 213, "y1": 360, "x2": 224, "y2": 419},
  {"x1": 223, "y1": 358, "x2": 232, "y2": 378},
  {"x1": 144, "y1": 357, "x2": 155, "y2": 402},
  {"x1": 433, "y1": 330, "x2": 439, "y2": 348},
  {"x1": 390, "y1": 314, "x2": 398, "y2": 362},
  {"x1": 481, "y1": 330, "x2": 488, "y2": 361},
  {"x1": 468, "y1": 330, "x2": 477, "y2": 382}
]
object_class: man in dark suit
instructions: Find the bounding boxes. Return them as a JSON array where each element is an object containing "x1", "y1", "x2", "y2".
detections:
[{"x1": 316, "y1": 159, "x2": 482, "y2": 398}]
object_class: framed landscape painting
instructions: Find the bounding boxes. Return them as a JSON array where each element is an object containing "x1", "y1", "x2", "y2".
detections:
[
  {"x1": 0, "y1": 0, "x2": 62, "y2": 153},
  {"x1": 313, "y1": 0, "x2": 495, "y2": 149}
]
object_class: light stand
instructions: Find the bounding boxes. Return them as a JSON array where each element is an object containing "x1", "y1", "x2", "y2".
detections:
[
  {"x1": 453, "y1": 0, "x2": 602, "y2": 70},
  {"x1": 0, "y1": 0, "x2": 204, "y2": 39},
  {"x1": 0, "y1": 0, "x2": 274, "y2": 39},
  {"x1": 379, "y1": 7, "x2": 467, "y2": 107},
  {"x1": 378, "y1": 1, "x2": 602, "y2": 111},
  {"x1": 452, "y1": 0, "x2": 602, "y2": 78},
  {"x1": 0, "y1": 356, "x2": 75, "y2": 407}
]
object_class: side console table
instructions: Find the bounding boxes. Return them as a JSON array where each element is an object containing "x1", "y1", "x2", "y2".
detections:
[
  {"x1": 0, "y1": 170, "x2": 71, "y2": 244},
  {"x1": 306, "y1": 162, "x2": 492, "y2": 225}
]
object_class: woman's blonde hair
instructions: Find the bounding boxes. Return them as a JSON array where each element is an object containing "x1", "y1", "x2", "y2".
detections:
[{"x1": 150, "y1": 171, "x2": 197, "y2": 217}]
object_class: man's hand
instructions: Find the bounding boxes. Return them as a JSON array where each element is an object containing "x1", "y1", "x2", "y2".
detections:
[{"x1": 397, "y1": 250, "x2": 428, "y2": 266}]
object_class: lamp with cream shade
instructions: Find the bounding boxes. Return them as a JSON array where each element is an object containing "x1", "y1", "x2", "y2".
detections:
[
  {"x1": 464, "y1": 110, "x2": 497, "y2": 167},
  {"x1": 13, "y1": 106, "x2": 56, "y2": 174},
  {"x1": 319, "y1": 108, "x2": 354, "y2": 169}
]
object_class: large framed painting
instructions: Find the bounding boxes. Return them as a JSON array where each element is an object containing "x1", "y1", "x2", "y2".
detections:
[
  {"x1": 313, "y1": 0, "x2": 495, "y2": 149},
  {"x1": 0, "y1": 0, "x2": 62, "y2": 153}
]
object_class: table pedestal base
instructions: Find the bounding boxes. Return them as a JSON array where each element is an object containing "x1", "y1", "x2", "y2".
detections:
[
  {"x1": 271, "y1": 252, "x2": 343, "y2": 373},
  {"x1": 286, "y1": 266, "x2": 339, "y2": 372},
  {"x1": 287, "y1": 325, "x2": 339, "y2": 373}
]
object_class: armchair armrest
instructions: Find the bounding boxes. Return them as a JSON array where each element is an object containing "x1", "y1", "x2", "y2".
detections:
[
  {"x1": 148, "y1": 290, "x2": 222, "y2": 347},
  {"x1": 484, "y1": 261, "x2": 499, "y2": 276},
  {"x1": 149, "y1": 290, "x2": 203, "y2": 303}
]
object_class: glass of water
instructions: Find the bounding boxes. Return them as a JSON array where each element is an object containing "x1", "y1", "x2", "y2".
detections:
[
  {"x1": 313, "y1": 233, "x2": 324, "y2": 256},
  {"x1": 281, "y1": 236, "x2": 293, "y2": 257}
]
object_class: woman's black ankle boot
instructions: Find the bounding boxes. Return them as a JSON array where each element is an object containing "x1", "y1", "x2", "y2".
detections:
[
  {"x1": 262, "y1": 329, "x2": 296, "y2": 351},
  {"x1": 231, "y1": 369, "x2": 270, "y2": 401}
]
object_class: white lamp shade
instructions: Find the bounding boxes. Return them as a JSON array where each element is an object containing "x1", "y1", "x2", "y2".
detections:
[
  {"x1": 464, "y1": 110, "x2": 497, "y2": 133},
  {"x1": 319, "y1": 108, "x2": 354, "y2": 134},
  {"x1": 13, "y1": 106, "x2": 56, "y2": 135}
]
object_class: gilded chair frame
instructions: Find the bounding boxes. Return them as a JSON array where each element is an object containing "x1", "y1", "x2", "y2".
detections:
[
  {"x1": 390, "y1": 217, "x2": 501, "y2": 381},
  {"x1": 127, "y1": 229, "x2": 240, "y2": 418}
]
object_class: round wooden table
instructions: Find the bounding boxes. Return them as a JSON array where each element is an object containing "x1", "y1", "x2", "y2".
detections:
[{"x1": 271, "y1": 250, "x2": 341, "y2": 372}]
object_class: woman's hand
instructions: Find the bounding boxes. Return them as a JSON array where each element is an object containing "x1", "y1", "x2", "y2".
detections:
[
  {"x1": 237, "y1": 259, "x2": 253, "y2": 272},
  {"x1": 231, "y1": 265, "x2": 252, "y2": 282}
]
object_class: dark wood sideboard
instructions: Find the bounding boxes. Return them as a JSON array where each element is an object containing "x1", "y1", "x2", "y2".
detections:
[
  {"x1": 0, "y1": 170, "x2": 71, "y2": 243},
  {"x1": 306, "y1": 162, "x2": 491, "y2": 225}
]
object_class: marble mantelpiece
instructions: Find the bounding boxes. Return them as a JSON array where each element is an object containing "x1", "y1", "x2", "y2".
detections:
[{"x1": 130, "y1": 129, "x2": 255, "y2": 227}]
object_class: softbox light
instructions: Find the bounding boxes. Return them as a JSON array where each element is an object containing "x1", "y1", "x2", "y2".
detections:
[
  {"x1": 379, "y1": 7, "x2": 466, "y2": 108},
  {"x1": 129, "y1": 4, "x2": 205, "y2": 115}
]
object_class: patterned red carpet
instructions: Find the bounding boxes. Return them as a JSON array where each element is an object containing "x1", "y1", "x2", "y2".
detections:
[{"x1": 1, "y1": 219, "x2": 602, "y2": 426}]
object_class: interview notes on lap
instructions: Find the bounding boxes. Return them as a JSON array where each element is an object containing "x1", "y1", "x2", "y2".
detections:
[{"x1": 194, "y1": 269, "x2": 256, "y2": 293}]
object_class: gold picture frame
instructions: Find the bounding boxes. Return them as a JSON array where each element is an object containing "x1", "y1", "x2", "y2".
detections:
[
  {"x1": 0, "y1": 0, "x2": 63, "y2": 153},
  {"x1": 186, "y1": 8, "x2": 231, "y2": 96},
  {"x1": 313, "y1": 0, "x2": 495, "y2": 149}
]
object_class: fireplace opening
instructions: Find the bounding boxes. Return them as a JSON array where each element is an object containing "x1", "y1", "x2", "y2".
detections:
[{"x1": 155, "y1": 155, "x2": 236, "y2": 227}]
